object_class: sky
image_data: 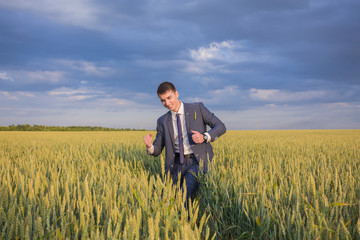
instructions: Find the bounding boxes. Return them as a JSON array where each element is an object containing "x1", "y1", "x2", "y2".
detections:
[{"x1": 0, "y1": 0, "x2": 359, "y2": 130}]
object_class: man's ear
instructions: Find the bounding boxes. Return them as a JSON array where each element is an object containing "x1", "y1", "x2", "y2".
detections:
[{"x1": 175, "y1": 90, "x2": 179, "y2": 98}]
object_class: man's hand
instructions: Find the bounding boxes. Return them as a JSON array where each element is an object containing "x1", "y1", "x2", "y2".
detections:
[
  {"x1": 143, "y1": 133, "x2": 153, "y2": 148},
  {"x1": 191, "y1": 130, "x2": 204, "y2": 144}
]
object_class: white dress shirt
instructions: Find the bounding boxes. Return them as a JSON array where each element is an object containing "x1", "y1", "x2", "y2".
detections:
[{"x1": 171, "y1": 102, "x2": 193, "y2": 155}]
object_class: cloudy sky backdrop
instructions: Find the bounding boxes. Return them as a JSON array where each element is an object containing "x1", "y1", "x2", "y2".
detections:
[{"x1": 1, "y1": 0, "x2": 359, "y2": 130}]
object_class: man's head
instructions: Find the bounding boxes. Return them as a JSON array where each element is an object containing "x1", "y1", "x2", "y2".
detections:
[
  {"x1": 157, "y1": 81, "x2": 176, "y2": 95},
  {"x1": 157, "y1": 81, "x2": 181, "y2": 112}
]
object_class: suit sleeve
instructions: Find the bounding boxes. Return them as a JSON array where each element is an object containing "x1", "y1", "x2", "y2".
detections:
[
  {"x1": 151, "y1": 117, "x2": 165, "y2": 156},
  {"x1": 199, "y1": 102, "x2": 226, "y2": 142}
]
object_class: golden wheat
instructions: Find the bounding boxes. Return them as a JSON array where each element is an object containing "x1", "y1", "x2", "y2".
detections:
[{"x1": 0, "y1": 130, "x2": 359, "y2": 239}]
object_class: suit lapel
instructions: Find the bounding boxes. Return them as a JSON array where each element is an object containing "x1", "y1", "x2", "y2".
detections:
[
  {"x1": 184, "y1": 103, "x2": 195, "y2": 145},
  {"x1": 184, "y1": 103, "x2": 191, "y2": 132},
  {"x1": 166, "y1": 111, "x2": 175, "y2": 147}
]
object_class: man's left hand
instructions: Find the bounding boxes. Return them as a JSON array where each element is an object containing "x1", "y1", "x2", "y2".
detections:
[{"x1": 191, "y1": 130, "x2": 204, "y2": 144}]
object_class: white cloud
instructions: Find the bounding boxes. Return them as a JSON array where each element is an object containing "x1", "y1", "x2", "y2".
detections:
[
  {"x1": 48, "y1": 87, "x2": 104, "y2": 102},
  {"x1": 0, "y1": 70, "x2": 65, "y2": 84},
  {"x1": 56, "y1": 59, "x2": 112, "y2": 76},
  {"x1": 46, "y1": 87, "x2": 156, "y2": 108},
  {"x1": 185, "y1": 85, "x2": 245, "y2": 105},
  {"x1": 211, "y1": 85, "x2": 241, "y2": 96},
  {"x1": 48, "y1": 87, "x2": 105, "y2": 102},
  {"x1": 265, "y1": 103, "x2": 278, "y2": 108},
  {"x1": 0, "y1": 91, "x2": 36, "y2": 100},
  {"x1": 68, "y1": 95, "x2": 94, "y2": 101},
  {"x1": 183, "y1": 61, "x2": 228, "y2": 74},
  {"x1": 216, "y1": 101, "x2": 360, "y2": 130},
  {"x1": 186, "y1": 41, "x2": 273, "y2": 74},
  {"x1": 0, "y1": 72, "x2": 13, "y2": 82},
  {"x1": 99, "y1": 98, "x2": 135, "y2": 106},
  {"x1": 189, "y1": 41, "x2": 272, "y2": 63},
  {"x1": 18, "y1": 92, "x2": 35, "y2": 97},
  {"x1": 26, "y1": 71, "x2": 64, "y2": 83},
  {"x1": 0, "y1": 0, "x2": 104, "y2": 30},
  {"x1": 0, "y1": 91, "x2": 10, "y2": 97},
  {"x1": 249, "y1": 88, "x2": 327, "y2": 102},
  {"x1": 190, "y1": 41, "x2": 235, "y2": 61},
  {"x1": 48, "y1": 88, "x2": 89, "y2": 96},
  {"x1": 324, "y1": 102, "x2": 360, "y2": 108}
]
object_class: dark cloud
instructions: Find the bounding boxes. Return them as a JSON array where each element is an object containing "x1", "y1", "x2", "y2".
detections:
[{"x1": 0, "y1": 0, "x2": 359, "y2": 129}]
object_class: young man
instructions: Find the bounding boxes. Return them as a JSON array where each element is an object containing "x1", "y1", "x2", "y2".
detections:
[{"x1": 143, "y1": 82, "x2": 226, "y2": 205}]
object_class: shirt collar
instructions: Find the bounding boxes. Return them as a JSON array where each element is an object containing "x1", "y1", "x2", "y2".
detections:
[{"x1": 171, "y1": 101, "x2": 184, "y2": 118}]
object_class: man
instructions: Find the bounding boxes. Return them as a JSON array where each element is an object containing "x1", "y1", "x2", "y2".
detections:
[{"x1": 143, "y1": 82, "x2": 226, "y2": 205}]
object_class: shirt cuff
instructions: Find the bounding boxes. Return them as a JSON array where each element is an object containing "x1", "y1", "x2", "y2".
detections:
[
  {"x1": 204, "y1": 132, "x2": 211, "y2": 143},
  {"x1": 146, "y1": 144, "x2": 154, "y2": 154}
]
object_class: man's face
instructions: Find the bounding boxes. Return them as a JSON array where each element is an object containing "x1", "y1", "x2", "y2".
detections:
[{"x1": 158, "y1": 90, "x2": 180, "y2": 112}]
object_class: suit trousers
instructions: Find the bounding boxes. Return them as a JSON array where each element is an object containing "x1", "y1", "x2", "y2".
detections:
[{"x1": 171, "y1": 156, "x2": 199, "y2": 208}]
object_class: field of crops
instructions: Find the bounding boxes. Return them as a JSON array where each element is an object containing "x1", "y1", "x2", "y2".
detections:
[{"x1": 0, "y1": 130, "x2": 359, "y2": 239}]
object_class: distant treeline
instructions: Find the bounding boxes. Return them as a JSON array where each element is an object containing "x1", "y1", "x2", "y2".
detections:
[{"x1": 0, "y1": 124, "x2": 146, "y2": 131}]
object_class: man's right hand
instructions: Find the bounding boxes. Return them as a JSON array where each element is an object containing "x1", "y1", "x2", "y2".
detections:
[{"x1": 143, "y1": 133, "x2": 153, "y2": 149}]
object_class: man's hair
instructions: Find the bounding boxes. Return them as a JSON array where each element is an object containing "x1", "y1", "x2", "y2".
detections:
[{"x1": 157, "y1": 81, "x2": 177, "y2": 95}]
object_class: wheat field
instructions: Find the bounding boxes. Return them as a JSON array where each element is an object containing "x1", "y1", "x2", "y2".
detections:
[{"x1": 0, "y1": 130, "x2": 359, "y2": 239}]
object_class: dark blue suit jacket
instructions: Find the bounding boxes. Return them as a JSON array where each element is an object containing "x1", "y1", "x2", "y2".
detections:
[{"x1": 150, "y1": 102, "x2": 226, "y2": 174}]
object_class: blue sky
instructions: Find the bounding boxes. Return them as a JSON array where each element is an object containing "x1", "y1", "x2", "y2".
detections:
[{"x1": 0, "y1": 0, "x2": 359, "y2": 130}]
